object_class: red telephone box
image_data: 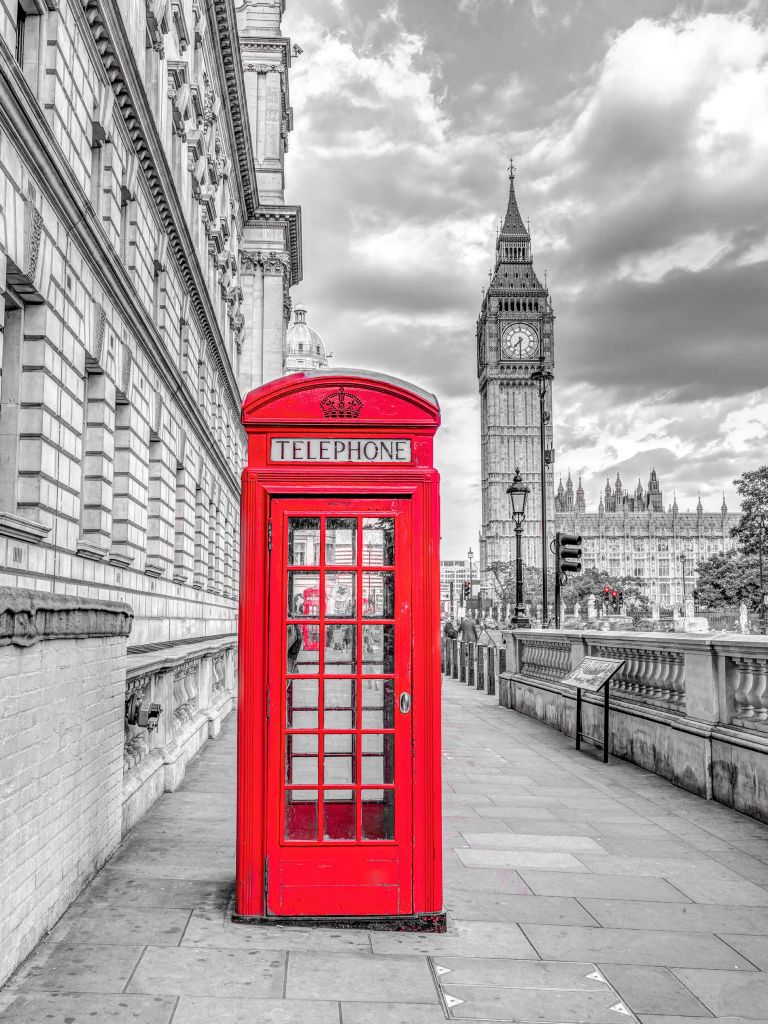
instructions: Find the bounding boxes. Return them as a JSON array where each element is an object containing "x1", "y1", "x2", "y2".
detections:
[{"x1": 236, "y1": 370, "x2": 445, "y2": 930}]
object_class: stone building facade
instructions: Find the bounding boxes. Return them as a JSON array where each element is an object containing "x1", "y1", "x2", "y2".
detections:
[
  {"x1": 555, "y1": 470, "x2": 739, "y2": 606},
  {"x1": 477, "y1": 167, "x2": 554, "y2": 577},
  {"x1": 0, "y1": 0, "x2": 301, "y2": 884}
]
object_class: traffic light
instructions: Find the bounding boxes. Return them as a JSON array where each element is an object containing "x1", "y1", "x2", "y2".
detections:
[
  {"x1": 555, "y1": 532, "x2": 582, "y2": 579},
  {"x1": 618, "y1": 590, "x2": 624, "y2": 610},
  {"x1": 463, "y1": 581, "x2": 471, "y2": 600},
  {"x1": 603, "y1": 586, "x2": 610, "y2": 606}
]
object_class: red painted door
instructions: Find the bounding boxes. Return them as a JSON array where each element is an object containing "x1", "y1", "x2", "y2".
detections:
[{"x1": 265, "y1": 498, "x2": 414, "y2": 917}]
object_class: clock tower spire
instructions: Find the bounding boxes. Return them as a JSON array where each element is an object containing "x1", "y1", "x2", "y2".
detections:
[{"x1": 477, "y1": 165, "x2": 555, "y2": 588}]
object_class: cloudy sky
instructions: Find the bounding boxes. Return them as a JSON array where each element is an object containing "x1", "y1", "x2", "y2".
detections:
[{"x1": 281, "y1": 0, "x2": 768, "y2": 558}]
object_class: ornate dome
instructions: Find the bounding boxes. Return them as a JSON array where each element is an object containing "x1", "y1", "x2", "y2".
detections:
[{"x1": 284, "y1": 305, "x2": 329, "y2": 374}]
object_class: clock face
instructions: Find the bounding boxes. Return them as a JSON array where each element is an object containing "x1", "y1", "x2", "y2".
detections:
[{"x1": 501, "y1": 323, "x2": 539, "y2": 360}]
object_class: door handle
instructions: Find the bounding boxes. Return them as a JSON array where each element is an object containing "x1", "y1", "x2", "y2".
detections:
[{"x1": 399, "y1": 692, "x2": 412, "y2": 714}]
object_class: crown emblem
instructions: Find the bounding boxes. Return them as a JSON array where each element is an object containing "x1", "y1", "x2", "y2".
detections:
[{"x1": 320, "y1": 387, "x2": 363, "y2": 419}]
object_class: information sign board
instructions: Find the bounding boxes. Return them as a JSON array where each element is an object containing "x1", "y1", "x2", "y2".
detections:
[{"x1": 562, "y1": 656, "x2": 624, "y2": 693}]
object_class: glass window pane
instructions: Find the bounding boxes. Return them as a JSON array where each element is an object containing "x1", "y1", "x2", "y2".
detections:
[
  {"x1": 326, "y1": 518, "x2": 356, "y2": 565},
  {"x1": 285, "y1": 733, "x2": 318, "y2": 785},
  {"x1": 362, "y1": 573, "x2": 394, "y2": 618},
  {"x1": 324, "y1": 625, "x2": 356, "y2": 673},
  {"x1": 362, "y1": 518, "x2": 394, "y2": 565},
  {"x1": 285, "y1": 791, "x2": 318, "y2": 841},
  {"x1": 361, "y1": 625, "x2": 394, "y2": 674},
  {"x1": 324, "y1": 733, "x2": 356, "y2": 785},
  {"x1": 323, "y1": 796, "x2": 356, "y2": 841},
  {"x1": 287, "y1": 624, "x2": 320, "y2": 673},
  {"x1": 361, "y1": 679, "x2": 395, "y2": 729},
  {"x1": 289, "y1": 518, "x2": 320, "y2": 566},
  {"x1": 362, "y1": 790, "x2": 395, "y2": 840},
  {"x1": 324, "y1": 679, "x2": 356, "y2": 729},
  {"x1": 287, "y1": 679, "x2": 319, "y2": 729},
  {"x1": 288, "y1": 572, "x2": 320, "y2": 618},
  {"x1": 362, "y1": 733, "x2": 394, "y2": 785},
  {"x1": 325, "y1": 572, "x2": 356, "y2": 619}
]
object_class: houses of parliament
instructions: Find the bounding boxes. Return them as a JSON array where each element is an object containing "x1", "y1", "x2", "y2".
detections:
[{"x1": 476, "y1": 169, "x2": 739, "y2": 607}]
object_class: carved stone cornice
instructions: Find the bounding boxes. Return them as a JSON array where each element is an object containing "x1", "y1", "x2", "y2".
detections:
[
  {"x1": 0, "y1": 588, "x2": 133, "y2": 647},
  {"x1": 81, "y1": 0, "x2": 244, "y2": 416},
  {"x1": 208, "y1": 0, "x2": 260, "y2": 219},
  {"x1": 0, "y1": 22, "x2": 242, "y2": 498}
]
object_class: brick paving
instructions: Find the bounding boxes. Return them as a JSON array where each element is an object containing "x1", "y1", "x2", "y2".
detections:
[{"x1": 2, "y1": 676, "x2": 768, "y2": 1023}]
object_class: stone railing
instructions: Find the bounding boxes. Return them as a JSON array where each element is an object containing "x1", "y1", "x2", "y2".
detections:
[
  {"x1": 122, "y1": 636, "x2": 237, "y2": 833},
  {"x1": 441, "y1": 629, "x2": 768, "y2": 823},
  {"x1": 468, "y1": 628, "x2": 768, "y2": 825}
]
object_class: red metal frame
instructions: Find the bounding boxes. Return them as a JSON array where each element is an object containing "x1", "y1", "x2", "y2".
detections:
[{"x1": 236, "y1": 372, "x2": 443, "y2": 925}]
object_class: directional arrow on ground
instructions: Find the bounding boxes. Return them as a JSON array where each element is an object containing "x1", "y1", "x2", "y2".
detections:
[
  {"x1": 610, "y1": 1002, "x2": 632, "y2": 1016},
  {"x1": 445, "y1": 994, "x2": 464, "y2": 1008},
  {"x1": 586, "y1": 969, "x2": 607, "y2": 983},
  {"x1": 435, "y1": 965, "x2": 452, "y2": 976}
]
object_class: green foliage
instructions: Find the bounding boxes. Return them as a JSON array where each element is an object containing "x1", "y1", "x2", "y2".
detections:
[
  {"x1": 560, "y1": 567, "x2": 651, "y2": 623},
  {"x1": 695, "y1": 550, "x2": 763, "y2": 611},
  {"x1": 731, "y1": 466, "x2": 768, "y2": 555}
]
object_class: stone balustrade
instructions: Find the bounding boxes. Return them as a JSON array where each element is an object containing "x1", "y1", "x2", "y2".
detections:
[{"x1": 441, "y1": 629, "x2": 768, "y2": 825}]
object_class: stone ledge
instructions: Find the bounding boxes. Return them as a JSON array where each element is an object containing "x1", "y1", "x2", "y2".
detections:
[
  {"x1": 0, "y1": 587, "x2": 133, "y2": 647},
  {"x1": 0, "y1": 512, "x2": 50, "y2": 544},
  {"x1": 126, "y1": 633, "x2": 237, "y2": 679}
]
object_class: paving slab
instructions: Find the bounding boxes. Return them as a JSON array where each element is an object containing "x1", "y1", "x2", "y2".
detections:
[
  {"x1": 456, "y1": 848, "x2": 588, "y2": 870},
  {"x1": 12, "y1": 943, "x2": 145, "y2": 994},
  {"x1": 49, "y1": 905, "x2": 192, "y2": 946},
  {"x1": 74, "y1": 871, "x2": 231, "y2": 911},
  {"x1": 719, "y1": 934, "x2": 768, "y2": 970},
  {"x1": 284, "y1": 951, "x2": 438, "y2": 1002},
  {"x1": 445, "y1": 891, "x2": 597, "y2": 926},
  {"x1": 339, "y1": 1004, "x2": 449, "y2": 1023},
  {"x1": 181, "y1": 915, "x2": 372, "y2": 953},
  {"x1": 672, "y1": 970, "x2": 768, "y2": 1017},
  {"x1": 460, "y1": 832, "x2": 603, "y2": 851},
  {"x1": 581, "y1": 899, "x2": 768, "y2": 935},
  {"x1": 518, "y1": 871, "x2": 691, "y2": 903},
  {"x1": 370, "y1": 921, "x2": 540, "y2": 958},
  {"x1": 126, "y1": 946, "x2": 285, "y2": 998},
  {"x1": 597, "y1": 964, "x2": 712, "y2": 1016},
  {"x1": 173, "y1": 996, "x2": 341, "y2": 1023},
  {"x1": 520, "y1": 925, "x2": 757, "y2": 969},
  {"x1": 0, "y1": 993, "x2": 176, "y2": 1023}
]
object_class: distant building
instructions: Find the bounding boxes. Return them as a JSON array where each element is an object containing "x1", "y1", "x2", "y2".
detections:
[
  {"x1": 440, "y1": 559, "x2": 469, "y2": 612},
  {"x1": 477, "y1": 166, "x2": 554, "y2": 577},
  {"x1": 284, "y1": 305, "x2": 329, "y2": 373},
  {"x1": 555, "y1": 470, "x2": 739, "y2": 606}
]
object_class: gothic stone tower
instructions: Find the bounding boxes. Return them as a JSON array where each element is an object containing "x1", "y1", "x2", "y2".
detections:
[{"x1": 478, "y1": 167, "x2": 554, "y2": 577}]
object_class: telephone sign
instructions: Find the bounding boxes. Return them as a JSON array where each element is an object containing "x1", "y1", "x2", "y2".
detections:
[{"x1": 236, "y1": 370, "x2": 445, "y2": 931}]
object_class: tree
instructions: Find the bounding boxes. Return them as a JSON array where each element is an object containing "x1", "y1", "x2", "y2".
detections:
[
  {"x1": 560, "y1": 567, "x2": 651, "y2": 623},
  {"x1": 695, "y1": 550, "x2": 762, "y2": 610},
  {"x1": 731, "y1": 466, "x2": 768, "y2": 555},
  {"x1": 485, "y1": 560, "x2": 552, "y2": 612}
]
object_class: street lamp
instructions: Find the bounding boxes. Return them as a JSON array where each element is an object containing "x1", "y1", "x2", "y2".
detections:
[
  {"x1": 530, "y1": 356, "x2": 554, "y2": 626},
  {"x1": 679, "y1": 553, "x2": 687, "y2": 616},
  {"x1": 507, "y1": 467, "x2": 530, "y2": 628}
]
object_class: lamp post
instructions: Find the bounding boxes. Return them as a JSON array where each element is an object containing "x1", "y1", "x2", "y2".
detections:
[
  {"x1": 679, "y1": 553, "x2": 687, "y2": 616},
  {"x1": 507, "y1": 468, "x2": 530, "y2": 628},
  {"x1": 467, "y1": 546, "x2": 474, "y2": 618},
  {"x1": 530, "y1": 354, "x2": 554, "y2": 627}
]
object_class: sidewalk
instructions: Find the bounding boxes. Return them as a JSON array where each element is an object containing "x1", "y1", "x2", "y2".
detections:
[{"x1": 1, "y1": 677, "x2": 768, "y2": 1023}]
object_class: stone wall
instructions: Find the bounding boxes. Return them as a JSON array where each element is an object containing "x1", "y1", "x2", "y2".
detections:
[{"x1": 0, "y1": 589, "x2": 132, "y2": 987}]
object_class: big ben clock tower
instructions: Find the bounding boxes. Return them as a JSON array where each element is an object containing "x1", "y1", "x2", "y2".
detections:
[{"x1": 478, "y1": 164, "x2": 554, "y2": 579}]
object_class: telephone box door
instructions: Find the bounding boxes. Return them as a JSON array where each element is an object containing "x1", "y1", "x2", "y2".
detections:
[{"x1": 266, "y1": 497, "x2": 414, "y2": 917}]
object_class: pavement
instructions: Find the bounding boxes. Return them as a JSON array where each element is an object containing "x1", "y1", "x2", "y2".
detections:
[{"x1": 2, "y1": 676, "x2": 768, "y2": 1023}]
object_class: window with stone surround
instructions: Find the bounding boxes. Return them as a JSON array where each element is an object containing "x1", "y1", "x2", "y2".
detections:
[
  {"x1": 173, "y1": 455, "x2": 194, "y2": 584},
  {"x1": 77, "y1": 361, "x2": 115, "y2": 560},
  {"x1": 193, "y1": 479, "x2": 207, "y2": 588},
  {"x1": 14, "y1": 1, "x2": 54, "y2": 99}
]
